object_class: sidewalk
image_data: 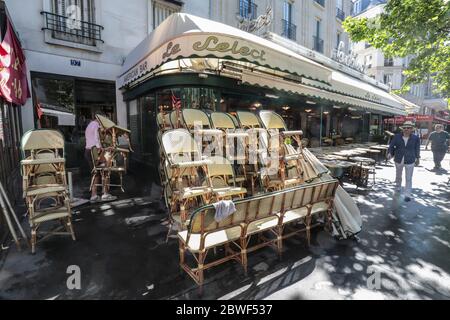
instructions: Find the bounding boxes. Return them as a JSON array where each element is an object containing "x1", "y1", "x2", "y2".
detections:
[{"x1": 0, "y1": 150, "x2": 449, "y2": 300}]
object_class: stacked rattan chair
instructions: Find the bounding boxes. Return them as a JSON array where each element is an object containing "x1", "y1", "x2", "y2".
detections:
[
  {"x1": 91, "y1": 114, "x2": 132, "y2": 193},
  {"x1": 20, "y1": 129, "x2": 75, "y2": 253}
]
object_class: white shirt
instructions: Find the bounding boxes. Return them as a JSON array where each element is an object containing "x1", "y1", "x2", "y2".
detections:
[
  {"x1": 85, "y1": 120, "x2": 101, "y2": 150},
  {"x1": 403, "y1": 136, "x2": 409, "y2": 147}
]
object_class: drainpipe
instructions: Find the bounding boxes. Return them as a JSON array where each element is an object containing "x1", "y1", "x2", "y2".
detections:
[
  {"x1": 319, "y1": 105, "x2": 323, "y2": 147},
  {"x1": 209, "y1": 0, "x2": 212, "y2": 19}
]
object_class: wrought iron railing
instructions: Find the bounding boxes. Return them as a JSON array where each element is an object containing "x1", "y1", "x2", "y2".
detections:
[
  {"x1": 313, "y1": 36, "x2": 324, "y2": 53},
  {"x1": 282, "y1": 20, "x2": 296, "y2": 41},
  {"x1": 239, "y1": 0, "x2": 257, "y2": 20},
  {"x1": 41, "y1": 11, "x2": 104, "y2": 45},
  {"x1": 336, "y1": 7, "x2": 345, "y2": 20}
]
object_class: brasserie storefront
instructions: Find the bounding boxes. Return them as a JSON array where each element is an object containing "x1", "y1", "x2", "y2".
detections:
[{"x1": 117, "y1": 13, "x2": 407, "y2": 169}]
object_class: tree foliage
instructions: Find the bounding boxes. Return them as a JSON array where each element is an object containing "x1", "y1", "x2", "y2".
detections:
[{"x1": 343, "y1": 0, "x2": 450, "y2": 99}]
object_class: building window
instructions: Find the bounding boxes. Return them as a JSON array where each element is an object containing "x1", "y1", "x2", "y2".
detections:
[
  {"x1": 336, "y1": 0, "x2": 345, "y2": 20},
  {"x1": 336, "y1": 32, "x2": 341, "y2": 48},
  {"x1": 282, "y1": 2, "x2": 296, "y2": 40},
  {"x1": 41, "y1": 0, "x2": 102, "y2": 46},
  {"x1": 365, "y1": 55, "x2": 372, "y2": 69},
  {"x1": 313, "y1": 19, "x2": 323, "y2": 53},
  {"x1": 153, "y1": 0, "x2": 181, "y2": 29},
  {"x1": 383, "y1": 73, "x2": 393, "y2": 87},
  {"x1": 314, "y1": 0, "x2": 325, "y2": 7},
  {"x1": 384, "y1": 57, "x2": 394, "y2": 66},
  {"x1": 239, "y1": 0, "x2": 257, "y2": 20}
]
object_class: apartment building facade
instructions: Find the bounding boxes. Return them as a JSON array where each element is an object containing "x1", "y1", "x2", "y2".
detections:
[{"x1": 351, "y1": 2, "x2": 449, "y2": 136}]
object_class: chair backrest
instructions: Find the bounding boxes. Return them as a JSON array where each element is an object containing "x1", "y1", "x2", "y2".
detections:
[
  {"x1": 259, "y1": 110, "x2": 286, "y2": 131},
  {"x1": 206, "y1": 156, "x2": 236, "y2": 187},
  {"x1": 236, "y1": 111, "x2": 262, "y2": 129},
  {"x1": 157, "y1": 112, "x2": 172, "y2": 130},
  {"x1": 161, "y1": 129, "x2": 201, "y2": 162},
  {"x1": 182, "y1": 109, "x2": 211, "y2": 130},
  {"x1": 210, "y1": 112, "x2": 236, "y2": 130},
  {"x1": 188, "y1": 178, "x2": 339, "y2": 234},
  {"x1": 21, "y1": 129, "x2": 64, "y2": 153},
  {"x1": 96, "y1": 114, "x2": 116, "y2": 130}
]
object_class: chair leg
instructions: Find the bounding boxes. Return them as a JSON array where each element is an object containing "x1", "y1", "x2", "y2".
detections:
[
  {"x1": 305, "y1": 215, "x2": 312, "y2": 246},
  {"x1": 240, "y1": 237, "x2": 248, "y2": 276},
  {"x1": 166, "y1": 223, "x2": 173, "y2": 243},
  {"x1": 66, "y1": 218, "x2": 76, "y2": 241},
  {"x1": 31, "y1": 228, "x2": 37, "y2": 254}
]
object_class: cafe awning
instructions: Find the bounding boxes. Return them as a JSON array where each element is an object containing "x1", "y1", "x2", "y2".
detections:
[
  {"x1": 118, "y1": 13, "x2": 331, "y2": 88},
  {"x1": 119, "y1": 13, "x2": 406, "y2": 116}
]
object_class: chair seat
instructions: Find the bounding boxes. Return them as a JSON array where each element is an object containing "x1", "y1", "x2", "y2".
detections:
[
  {"x1": 195, "y1": 129, "x2": 223, "y2": 135},
  {"x1": 26, "y1": 185, "x2": 66, "y2": 196},
  {"x1": 173, "y1": 159, "x2": 211, "y2": 168},
  {"x1": 176, "y1": 187, "x2": 212, "y2": 199},
  {"x1": 178, "y1": 226, "x2": 242, "y2": 252},
  {"x1": 31, "y1": 207, "x2": 70, "y2": 223},
  {"x1": 213, "y1": 187, "x2": 247, "y2": 198},
  {"x1": 246, "y1": 215, "x2": 279, "y2": 236},
  {"x1": 279, "y1": 201, "x2": 330, "y2": 224},
  {"x1": 282, "y1": 130, "x2": 303, "y2": 136},
  {"x1": 21, "y1": 158, "x2": 65, "y2": 165},
  {"x1": 226, "y1": 132, "x2": 249, "y2": 138}
]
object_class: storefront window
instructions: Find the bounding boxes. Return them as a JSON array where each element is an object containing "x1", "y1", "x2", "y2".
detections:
[{"x1": 32, "y1": 73, "x2": 116, "y2": 168}]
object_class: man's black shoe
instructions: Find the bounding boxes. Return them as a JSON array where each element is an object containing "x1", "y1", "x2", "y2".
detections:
[{"x1": 404, "y1": 197, "x2": 411, "y2": 202}]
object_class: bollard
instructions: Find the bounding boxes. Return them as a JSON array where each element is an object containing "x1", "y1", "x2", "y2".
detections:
[{"x1": 68, "y1": 171, "x2": 73, "y2": 201}]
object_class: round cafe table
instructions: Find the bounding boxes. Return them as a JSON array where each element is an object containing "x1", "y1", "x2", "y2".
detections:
[{"x1": 349, "y1": 156, "x2": 376, "y2": 165}]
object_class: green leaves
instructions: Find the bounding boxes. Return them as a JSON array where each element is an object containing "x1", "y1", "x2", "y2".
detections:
[{"x1": 344, "y1": 0, "x2": 450, "y2": 97}]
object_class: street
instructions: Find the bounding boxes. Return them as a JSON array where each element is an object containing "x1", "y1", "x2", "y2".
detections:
[{"x1": 0, "y1": 148, "x2": 448, "y2": 300}]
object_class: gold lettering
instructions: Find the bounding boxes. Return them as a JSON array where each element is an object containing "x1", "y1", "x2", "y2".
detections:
[
  {"x1": 193, "y1": 36, "x2": 218, "y2": 51},
  {"x1": 239, "y1": 46, "x2": 250, "y2": 56},
  {"x1": 12, "y1": 57, "x2": 20, "y2": 71},
  {"x1": 214, "y1": 42, "x2": 230, "y2": 52},
  {"x1": 12, "y1": 78, "x2": 22, "y2": 99},
  {"x1": 192, "y1": 36, "x2": 266, "y2": 61}
]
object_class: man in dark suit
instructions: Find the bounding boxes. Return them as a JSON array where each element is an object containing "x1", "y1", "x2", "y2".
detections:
[{"x1": 387, "y1": 121, "x2": 421, "y2": 202}]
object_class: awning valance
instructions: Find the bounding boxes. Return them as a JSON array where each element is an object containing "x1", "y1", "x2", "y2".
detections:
[{"x1": 241, "y1": 70, "x2": 406, "y2": 116}]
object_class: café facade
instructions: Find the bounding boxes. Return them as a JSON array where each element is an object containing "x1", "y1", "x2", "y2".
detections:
[{"x1": 117, "y1": 13, "x2": 408, "y2": 167}]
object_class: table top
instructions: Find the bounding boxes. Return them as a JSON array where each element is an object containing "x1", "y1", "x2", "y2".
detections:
[{"x1": 349, "y1": 156, "x2": 376, "y2": 164}]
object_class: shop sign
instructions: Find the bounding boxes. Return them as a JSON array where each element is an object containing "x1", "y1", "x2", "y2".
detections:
[
  {"x1": 332, "y1": 41, "x2": 366, "y2": 74},
  {"x1": 193, "y1": 36, "x2": 266, "y2": 62},
  {"x1": 237, "y1": 5, "x2": 272, "y2": 34},
  {"x1": 415, "y1": 115, "x2": 432, "y2": 122},
  {"x1": 364, "y1": 92, "x2": 382, "y2": 104},
  {"x1": 70, "y1": 59, "x2": 81, "y2": 67}
]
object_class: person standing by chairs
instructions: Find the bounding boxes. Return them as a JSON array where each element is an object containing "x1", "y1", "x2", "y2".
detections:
[
  {"x1": 387, "y1": 121, "x2": 421, "y2": 202},
  {"x1": 425, "y1": 124, "x2": 450, "y2": 170}
]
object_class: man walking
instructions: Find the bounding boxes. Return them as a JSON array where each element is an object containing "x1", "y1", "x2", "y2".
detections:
[
  {"x1": 425, "y1": 124, "x2": 450, "y2": 170},
  {"x1": 387, "y1": 121, "x2": 421, "y2": 202}
]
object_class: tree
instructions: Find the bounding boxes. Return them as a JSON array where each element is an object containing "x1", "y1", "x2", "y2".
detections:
[{"x1": 343, "y1": 0, "x2": 450, "y2": 100}]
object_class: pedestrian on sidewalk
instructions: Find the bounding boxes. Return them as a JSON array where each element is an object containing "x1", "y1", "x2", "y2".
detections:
[
  {"x1": 387, "y1": 121, "x2": 421, "y2": 202},
  {"x1": 85, "y1": 113, "x2": 117, "y2": 203},
  {"x1": 425, "y1": 124, "x2": 450, "y2": 170}
]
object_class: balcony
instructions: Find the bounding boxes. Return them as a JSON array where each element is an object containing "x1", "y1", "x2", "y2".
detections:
[
  {"x1": 336, "y1": 7, "x2": 345, "y2": 21},
  {"x1": 239, "y1": 1, "x2": 257, "y2": 20},
  {"x1": 314, "y1": 0, "x2": 325, "y2": 7},
  {"x1": 282, "y1": 20, "x2": 297, "y2": 41},
  {"x1": 313, "y1": 36, "x2": 324, "y2": 53},
  {"x1": 41, "y1": 11, "x2": 104, "y2": 47}
]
